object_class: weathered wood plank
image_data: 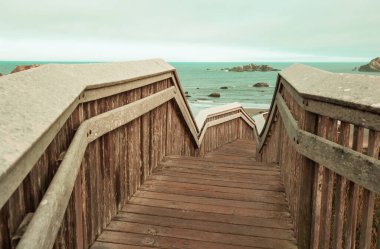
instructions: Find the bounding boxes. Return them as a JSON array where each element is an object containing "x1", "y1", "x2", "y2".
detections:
[
  {"x1": 139, "y1": 182, "x2": 287, "y2": 204},
  {"x1": 160, "y1": 161, "x2": 281, "y2": 175},
  {"x1": 1, "y1": 62, "x2": 259, "y2": 249},
  {"x1": 165, "y1": 100, "x2": 173, "y2": 156},
  {"x1": 140, "y1": 85, "x2": 152, "y2": 181},
  {"x1": 142, "y1": 175, "x2": 284, "y2": 194},
  {"x1": 155, "y1": 169, "x2": 282, "y2": 186},
  {"x1": 148, "y1": 174, "x2": 284, "y2": 191},
  {"x1": 114, "y1": 212, "x2": 295, "y2": 240},
  {"x1": 258, "y1": 67, "x2": 380, "y2": 249},
  {"x1": 121, "y1": 203, "x2": 293, "y2": 229},
  {"x1": 332, "y1": 122, "x2": 350, "y2": 249},
  {"x1": 276, "y1": 93, "x2": 380, "y2": 195},
  {"x1": 16, "y1": 126, "x2": 88, "y2": 249},
  {"x1": 320, "y1": 118, "x2": 337, "y2": 248},
  {"x1": 310, "y1": 115, "x2": 328, "y2": 249},
  {"x1": 344, "y1": 126, "x2": 364, "y2": 249},
  {"x1": 105, "y1": 221, "x2": 297, "y2": 248},
  {"x1": 359, "y1": 130, "x2": 380, "y2": 249},
  {"x1": 15, "y1": 85, "x2": 179, "y2": 249},
  {"x1": 92, "y1": 140, "x2": 296, "y2": 249},
  {"x1": 119, "y1": 92, "x2": 129, "y2": 208},
  {"x1": 97, "y1": 230, "x2": 258, "y2": 249},
  {"x1": 127, "y1": 89, "x2": 142, "y2": 197},
  {"x1": 82, "y1": 73, "x2": 172, "y2": 102},
  {"x1": 92, "y1": 241, "x2": 152, "y2": 249}
]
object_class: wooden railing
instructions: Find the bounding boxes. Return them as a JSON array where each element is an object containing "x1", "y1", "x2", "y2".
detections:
[
  {"x1": 0, "y1": 59, "x2": 255, "y2": 249},
  {"x1": 196, "y1": 102, "x2": 255, "y2": 155},
  {"x1": 257, "y1": 64, "x2": 380, "y2": 249}
]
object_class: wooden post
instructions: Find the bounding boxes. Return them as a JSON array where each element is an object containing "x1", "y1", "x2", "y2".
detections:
[
  {"x1": 344, "y1": 126, "x2": 363, "y2": 249},
  {"x1": 359, "y1": 130, "x2": 380, "y2": 249},
  {"x1": 331, "y1": 122, "x2": 350, "y2": 249},
  {"x1": 297, "y1": 110, "x2": 316, "y2": 249}
]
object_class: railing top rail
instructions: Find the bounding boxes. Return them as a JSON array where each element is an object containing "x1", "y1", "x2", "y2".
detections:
[
  {"x1": 258, "y1": 64, "x2": 380, "y2": 150},
  {"x1": 0, "y1": 59, "x2": 257, "y2": 249},
  {"x1": 195, "y1": 102, "x2": 244, "y2": 128},
  {"x1": 0, "y1": 59, "x2": 177, "y2": 186},
  {"x1": 281, "y1": 64, "x2": 380, "y2": 114},
  {"x1": 195, "y1": 103, "x2": 256, "y2": 143},
  {"x1": 0, "y1": 59, "x2": 257, "y2": 212}
]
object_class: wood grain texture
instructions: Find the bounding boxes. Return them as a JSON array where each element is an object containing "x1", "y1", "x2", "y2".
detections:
[
  {"x1": 0, "y1": 58, "x2": 258, "y2": 249},
  {"x1": 258, "y1": 74, "x2": 380, "y2": 249},
  {"x1": 331, "y1": 122, "x2": 350, "y2": 249},
  {"x1": 91, "y1": 140, "x2": 297, "y2": 249},
  {"x1": 359, "y1": 130, "x2": 380, "y2": 249},
  {"x1": 2, "y1": 79, "x2": 178, "y2": 249}
]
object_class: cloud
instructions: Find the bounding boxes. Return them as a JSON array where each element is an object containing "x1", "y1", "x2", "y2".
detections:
[{"x1": 0, "y1": 0, "x2": 378, "y2": 61}]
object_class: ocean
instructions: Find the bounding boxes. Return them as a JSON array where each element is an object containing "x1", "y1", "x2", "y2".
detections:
[{"x1": 0, "y1": 61, "x2": 376, "y2": 116}]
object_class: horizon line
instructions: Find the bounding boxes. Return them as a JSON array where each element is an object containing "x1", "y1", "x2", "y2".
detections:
[{"x1": 0, "y1": 59, "x2": 370, "y2": 63}]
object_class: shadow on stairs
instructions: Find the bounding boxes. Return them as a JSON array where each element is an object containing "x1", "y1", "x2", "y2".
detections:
[{"x1": 91, "y1": 139, "x2": 298, "y2": 249}]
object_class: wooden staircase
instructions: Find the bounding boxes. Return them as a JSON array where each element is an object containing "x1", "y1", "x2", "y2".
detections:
[{"x1": 91, "y1": 140, "x2": 298, "y2": 249}]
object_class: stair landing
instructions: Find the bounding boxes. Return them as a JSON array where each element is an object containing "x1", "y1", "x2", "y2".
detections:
[{"x1": 91, "y1": 140, "x2": 297, "y2": 249}]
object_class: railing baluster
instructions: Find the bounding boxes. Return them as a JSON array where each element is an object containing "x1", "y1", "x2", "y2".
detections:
[
  {"x1": 321, "y1": 118, "x2": 338, "y2": 249},
  {"x1": 359, "y1": 130, "x2": 380, "y2": 249},
  {"x1": 257, "y1": 66, "x2": 380, "y2": 249},
  {"x1": 311, "y1": 115, "x2": 329, "y2": 249},
  {"x1": 344, "y1": 126, "x2": 363, "y2": 249},
  {"x1": 377, "y1": 211, "x2": 380, "y2": 249},
  {"x1": 332, "y1": 121, "x2": 350, "y2": 249}
]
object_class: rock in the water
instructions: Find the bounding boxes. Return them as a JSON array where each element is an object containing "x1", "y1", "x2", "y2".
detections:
[
  {"x1": 196, "y1": 87, "x2": 200, "y2": 89},
  {"x1": 253, "y1": 82, "x2": 269, "y2": 87},
  {"x1": 0, "y1": 73, "x2": 3, "y2": 77},
  {"x1": 185, "y1": 91, "x2": 189, "y2": 94},
  {"x1": 358, "y1": 57, "x2": 380, "y2": 72},
  {"x1": 185, "y1": 95, "x2": 191, "y2": 98},
  {"x1": 225, "y1": 63, "x2": 279, "y2": 72},
  {"x1": 220, "y1": 86, "x2": 228, "y2": 89},
  {"x1": 229, "y1": 66, "x2": 244, "y2": 72},
  {"x1": 208, "y1": 92, "x2": 221, "y2": 97},
  {"x1": 11, "y1": 64, "x2": 40, "y2": 74}
]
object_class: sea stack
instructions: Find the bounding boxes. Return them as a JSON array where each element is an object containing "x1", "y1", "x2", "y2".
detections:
[
  {"x1": 358, "y1": 57, "x2": 380, "y2": 72},
  {"x1": 225, "y1": 64, "x2": 280, "y2": 72},
  {"x1": 10, "y1": 64, "x2": 41, "y2": 74}
]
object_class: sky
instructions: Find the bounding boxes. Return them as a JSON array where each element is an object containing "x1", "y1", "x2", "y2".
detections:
[{"x1": 0, "y1": 0, "x2": 378, "y2": 62}]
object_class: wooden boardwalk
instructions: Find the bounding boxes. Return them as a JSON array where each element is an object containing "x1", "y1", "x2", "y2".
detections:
[{"x1": 91, "y1": 140, "x2": 298, "y2": 249}]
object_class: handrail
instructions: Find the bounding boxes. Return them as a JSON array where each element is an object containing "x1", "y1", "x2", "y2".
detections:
[
  {"x1": 16, "y1": 87, "x2": 176, "y2": 249},
  {"x1": 17, "y1": 93, "x2": 254, "y2": 249},
  {"x1": 257, "y1": 64, "x2": 380, "y2": 249},
  {"x1": 196, "y1": 103, "x2": 256, "y2": 143},
  {"x1": 195, "y1": 102, "x2": 242, "y2": 128},
  {"x1": 0, "y1": 62, "x2": 199, "y2": 210},
  {"x1": 257, "y1": 67, "x2": 380, "y2": 188},
  {"x1": 2, "y1": 60, "x2": 256, "y2": 249},
  {"x1": 275, "y1": 93, "x2": 380, "y2": 194},
  {"x1": 257, "y1": 64, "x2": 380, "y2": 151}
]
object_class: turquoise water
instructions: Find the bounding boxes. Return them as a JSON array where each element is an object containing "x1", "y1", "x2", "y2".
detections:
[
  {"x1": 170, "y1": 62, "x2": 376, "y2": 114},
  {"x1": 0, "y1": 61, "x2": 376, "y2": 115}
]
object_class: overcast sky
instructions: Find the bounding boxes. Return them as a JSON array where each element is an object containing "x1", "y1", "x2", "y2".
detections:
[{"x1": 0, "y1": 0, "x2": 378, "y2": 62}]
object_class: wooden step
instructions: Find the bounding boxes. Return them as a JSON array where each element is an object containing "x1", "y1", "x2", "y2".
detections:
[{"x1": 91, "y1": 139, "x2": 297, "y2": 249}]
